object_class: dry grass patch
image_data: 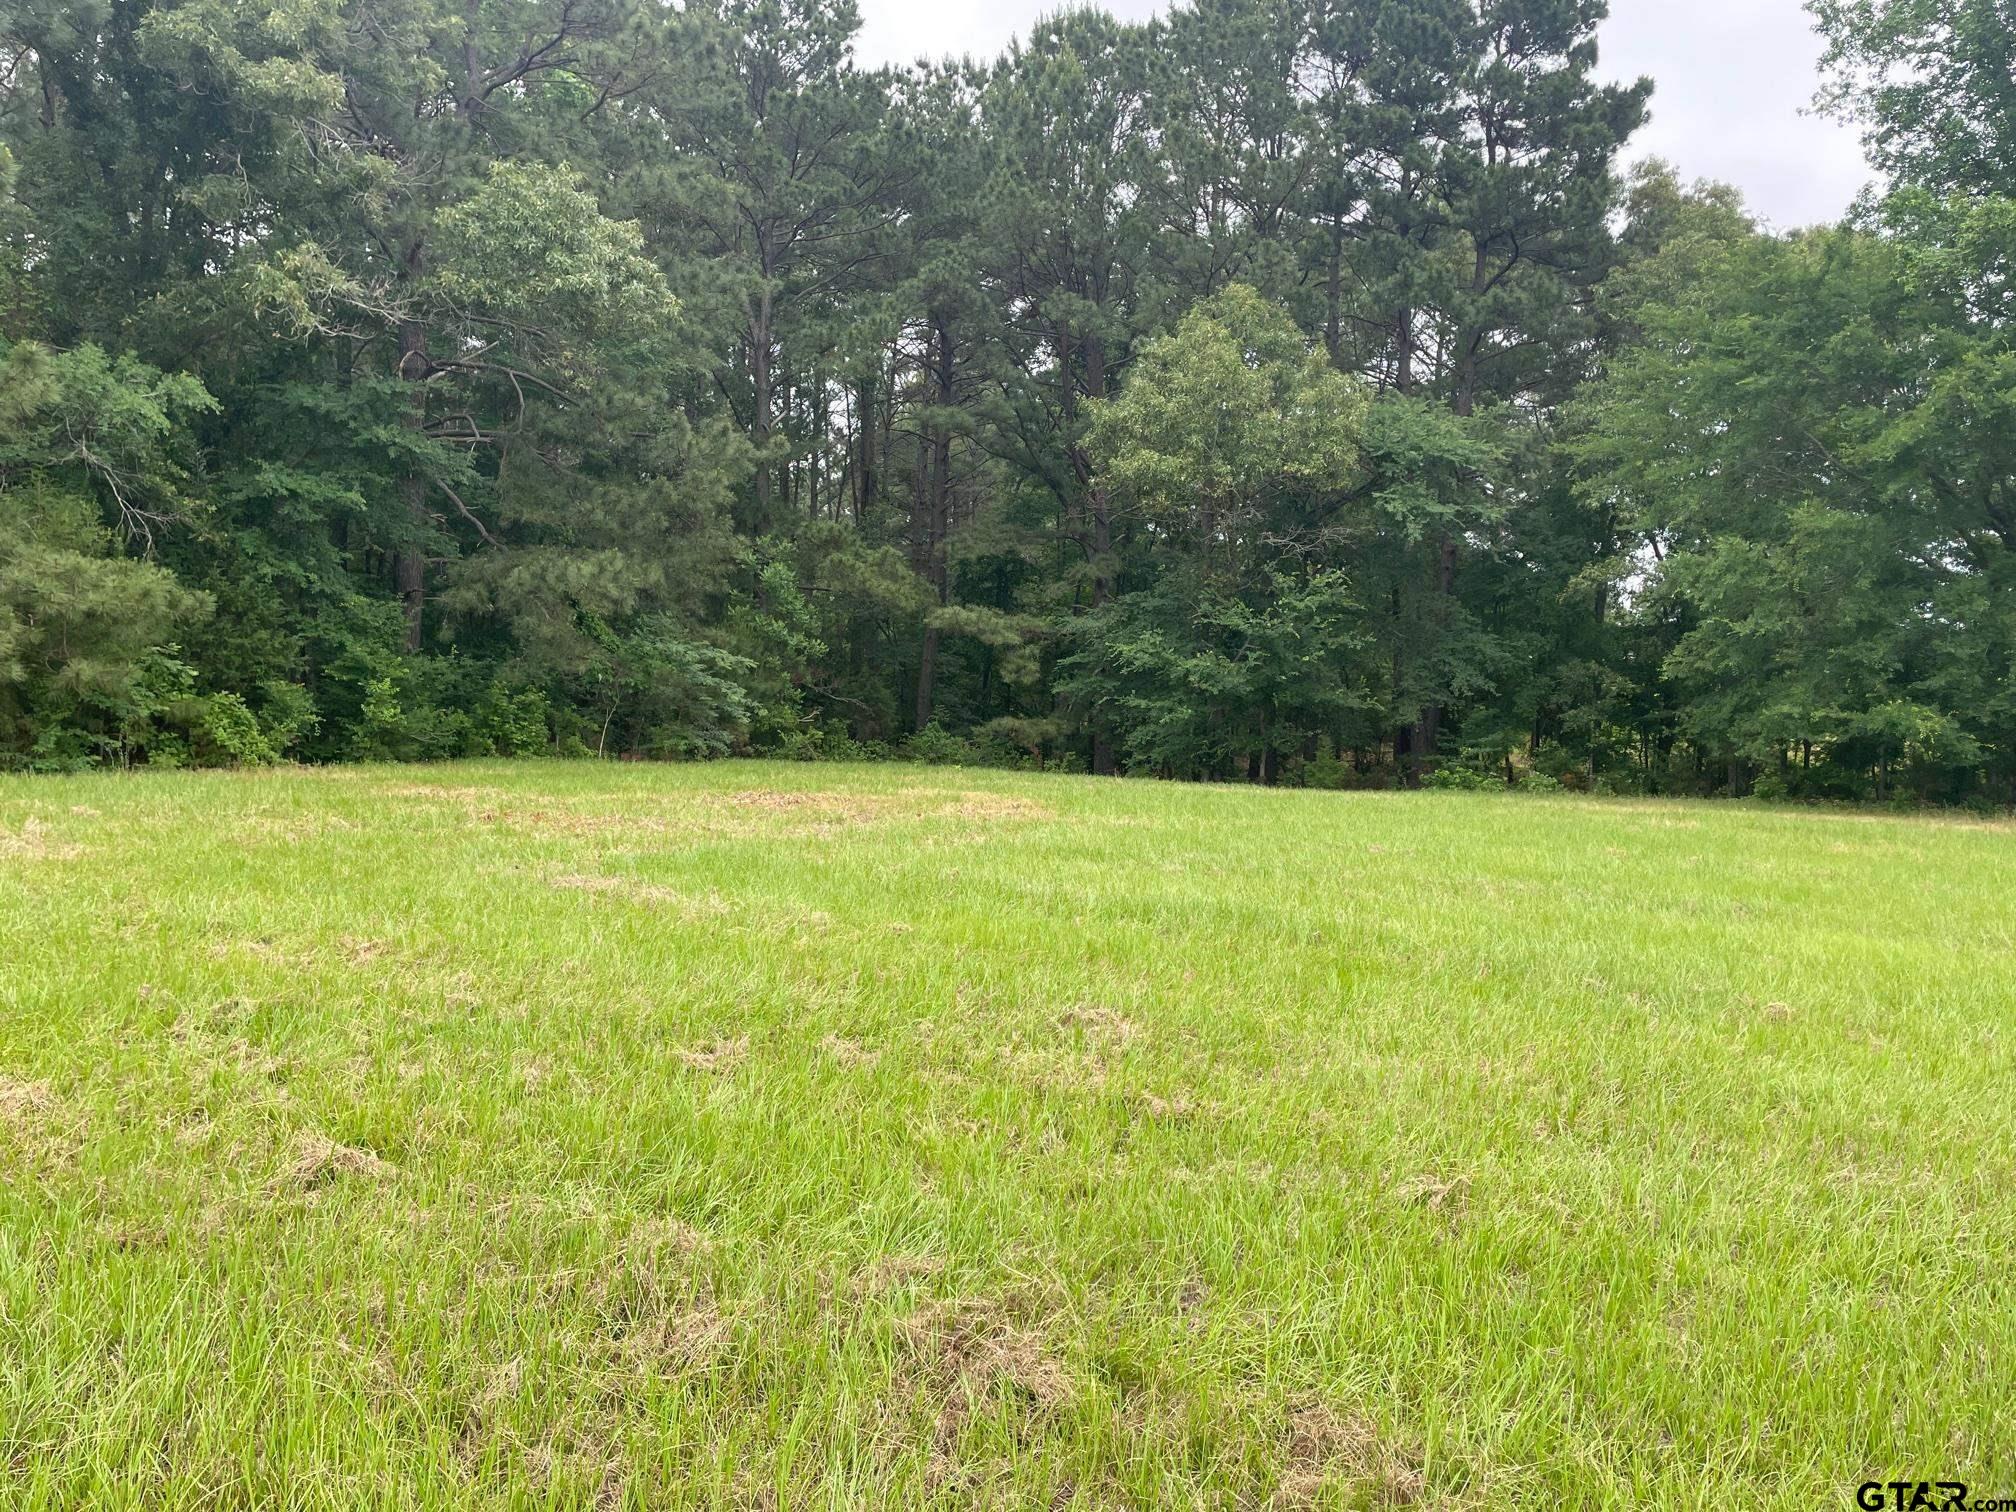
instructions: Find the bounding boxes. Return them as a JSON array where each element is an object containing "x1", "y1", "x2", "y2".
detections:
[
  {"x1": 673, "y1": 1037, "x2": 748, "y2": 1073},
  {"x1": 1056, "y1": 1006, "x2": 1142, "y2": 1046},
  {"x1": 858, "y1": 1254, "x2": 945, "y2": 1294},
  {"x1": 625, "y1": 1216, "x2": 714, "y2": 1260},
  {"x1": 605, "y1": 1294, "x2": 735, "y2": 1376},
  {"x1": 899, "y1": 1296, "x2": 1076, "y2": 1429},
  {"x1": 0, "y1": 1072, "x2": 71, "y2": 1163},
  {"x1": 1274, "y1": 1404, "x2": 1425, "y2": 1509},
  {"x1": 338, "y1": 934, "x2": 396, "y2": 966},
  {"x1": 285, "y1": 1131, "x2": 395, "y2": 1190},
  {"x1": 0, "y1": 817, "x2": 83, "y2": 860},
  {"x1": 822, "y1": 1034, "x2": 881, "y2": 1068},
  {"x1": 206, "y1": 935, "x2": 316, "y2": 970},
  {"x1": 381, "y1": 782, "x2": 515, "y2": 803},
  {"x1": 1393, "y1": 1172, "x2": 1471, "y2": 1213},
  {"x1": 235, "y1": 810, "x2": 361, "y2": 843},
  {"x1": 926, "y1": 792, "x2": 1057, "y2": 822},
  {"x1": 724, "y1": 789, "x2": 899, "y2": 822},
  {"x1": 548, "y1": 873, "x2": 733, "y2": 918},
  {"x1": 720, "y1": 787, "x2": 1054, "y2": 829},
  {"x1": 0, "y1": 1073, "x2": 54, "y2": 1122},
  {"x1": 1136, "y1": 1091, "x2": 1196, "y2": 1121}
]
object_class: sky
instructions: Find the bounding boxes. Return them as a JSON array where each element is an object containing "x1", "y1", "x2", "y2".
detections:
[{"x1": 851, "y1": 0, "x2": 1874, "y2": 229}]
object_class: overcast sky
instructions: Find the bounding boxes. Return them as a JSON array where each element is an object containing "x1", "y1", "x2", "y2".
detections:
[{"x1": 851, "y1": 0, "x2": 1873, "y2": 229}]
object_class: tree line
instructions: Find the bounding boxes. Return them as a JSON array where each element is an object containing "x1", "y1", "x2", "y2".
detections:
[{"x1": 2, "y1": 0, "x2": 2010, "y2": 804}]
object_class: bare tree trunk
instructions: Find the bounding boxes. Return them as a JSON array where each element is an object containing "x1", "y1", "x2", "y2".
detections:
[
  {"x1": 854, "y1": 373, "x2": 878, "y2": 522},
  {"x1": 913, "y1": 312, "x2": 956, "y2": 733},
  {"x1": 1324, "y1": 218, "x2": 1344, "y2": 368},
  {"x1": 1409, "y1": 339, "x2": 1476, "y2": 777},
  {"x1": 395, "y1": 293, "x2": 429, "y2": 653},
  {"x1": 915, "y1": 627, "x2": 940, "y2": 734},
  {"x1": 1085, "y1": 328, "x2": 1117, "y2": 776},
  {"x1": 748, "y1": 278, "x2": 775, "y2": 529}
]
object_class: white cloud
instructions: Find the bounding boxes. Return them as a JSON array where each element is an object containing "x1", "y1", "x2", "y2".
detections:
[
  {"x1": 849, "y1": 0, "x2": 1874, "y2": 227},
  {"x1": 1598, "y1": 0, "x2": 1871, "y2": 227}
]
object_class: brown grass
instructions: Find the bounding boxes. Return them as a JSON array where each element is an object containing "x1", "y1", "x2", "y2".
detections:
[
  {"x1": 286, "y1": 1132, "x2": 394, "y2": 1189},
  {"x1": 1393, "y1": 1172, "x2": 1471, "y2": 1213},
  {"x1": 0, "y1": 1073, "x2": 54, "y2": 1124},
  {"x1": 549, "y1": 874, "x2": 731, "y2": 917},
  {"x1": 0, "y1": 817, "x2": 83, "y2": 860},
  {"x1": 673, "y1": 1037, "x2": 748, "y2": 1073},
  {"x1": 1056, "y1": 1006, "x2": 1141, "y2": 1045},
  {"x1": 899, "y1": 1297, "x2": 1075, "y2": 1417},
  {"x1": 822, "y1": 1034, "x2": 881, "y2": 1069},
  {"x1": 1274, "y1": 1404, "x2": 1425, "y2": 1509}
]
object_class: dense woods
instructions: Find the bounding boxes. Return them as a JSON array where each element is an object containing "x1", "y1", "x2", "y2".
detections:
[{"x1": 1, "y1": 0, "x2": 2010, "y2": 803}]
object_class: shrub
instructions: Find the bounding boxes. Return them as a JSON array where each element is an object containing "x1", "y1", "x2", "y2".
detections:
[
  {"x1": 768, "y1": 723, "x2": 894, "y2": 763},
  {"x1": 1423, "y1": 764, "x2": 1496, "y2": 791},
  {"x1": 1303, "y1": 752, "x2": 1351, "y2": 790},
  {"x1": 477, "y1": 687, "x2": 551, "y2": 757},
  {"x1": 188, "y1": 692, "x2": 281, "y2": 766},
  {"x1": 349, "y1": 675, "x2": 408, "y2": 762},
  {"x1": 1750, "y1": 771, "x2": 1791, "y2": 802},
  {"x1": 256, "y1": 681, "x2": 320, "y2": 756},
  {"x1": 905, "y1": 723, "x2": 972, "y2": 766}
]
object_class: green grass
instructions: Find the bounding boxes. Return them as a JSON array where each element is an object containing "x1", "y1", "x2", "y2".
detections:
[{"x1": 2, "y1": 761, "x2": 2013, "y2": 1509}]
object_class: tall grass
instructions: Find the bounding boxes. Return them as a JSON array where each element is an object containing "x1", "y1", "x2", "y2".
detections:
[{"x1": 1, "y1": 762, "x2": 2011, "y2": 1507}]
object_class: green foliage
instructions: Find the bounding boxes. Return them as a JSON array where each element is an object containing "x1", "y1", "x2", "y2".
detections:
[
  {"x1": 1573, "y1": 208, "x2": 2016, "y2": 802},
  {"x1": 974, "y1": 715, "x2": 1064, "y2": 768},
  {"x1": 255, "y1": 680, "x2": 321, "y2": 756},
  {"x1": 475, "y1": 687, "x2": 552, "y2": 757},
  {"x1": 0, "y1": 0, "x2": 2006, "y2": 805},
  {"x1": 1421, "y1": 764, "x2": 1497, "y2": 792},
  {"x1": 0, "y1": 487, "x2": 214, "y2": 767},
  {"x1": 1065, "y1": 288, "x2": 1375, "y2": 780},
  {"x1": 188, "y1": 691, "x2": 281, "y2": 767},
  {"x1": 1087, "y1": 285, "x2": 1367, "y2": 527},
  {"x1": 904, "y1": 722, "x2": 971, "y2": 766},
  {"x1": 350, "y1": 675, "x2": 411, "y2": 763},
  {"x1": 1061, "y1": 570, "x2": 1371, "y2": 781}
]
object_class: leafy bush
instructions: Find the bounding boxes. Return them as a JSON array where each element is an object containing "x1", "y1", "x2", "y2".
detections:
[
  {"x1": 187, "y1": 691, "x2": 280, "y2": 766},
  {"x1": 255, "y1": 681, "x2": 320, "y2": 756},
  {"x1": 768, "y1": 723, "x2": 893, "y2": 764},
  {"x1": 905, "y1": 723, "x2": 972, "y2": 766},
  {"x1": 1423, "y1": 764, "x2": 1497, "y2": 791},
  {"x1": 350, "y1": 675, "x2": 407, "y2": 762},
  {"x1": 973, "y1": 716, "x2": 1064, "y2": 770},
  {"x1": 1303, "y1": 753, "x2": 1351, "y2": 790},
  {"x1": 476, "y1": 687, "x2": 551, "y2": 757}
]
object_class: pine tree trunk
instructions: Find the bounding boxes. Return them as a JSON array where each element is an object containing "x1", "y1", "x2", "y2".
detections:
[
  {"x1": 748, "y1": 279, "x2": 775, "y2": 530},
  {"x1": 854, "y1": 373, "x2": 878, "y2": 522},
  {"x1": 1325, "y1": 219, "x2": 1344, "y2": 368},
  {"x1": 913, "y1": 312, "x2": 955, "y2": 734},
  {"x1": 915, "y1": 627, "x2": 940, "y2": 734},
  {"x1": 395, "y1": 310, "x2": 429, "y2": 653},
  {"x1": 1085, "y1": 329, "x2": 1117, "y2": 777}
]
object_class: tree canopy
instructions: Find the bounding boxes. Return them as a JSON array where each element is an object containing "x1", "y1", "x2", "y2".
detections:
[{"x1": 2, "y1": 0, "x2": 2009, "y2": 804}]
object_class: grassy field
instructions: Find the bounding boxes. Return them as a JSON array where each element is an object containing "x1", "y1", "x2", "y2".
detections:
[{"x1": 1, "y1": 762, "x2": 2012, "y2": 1509}]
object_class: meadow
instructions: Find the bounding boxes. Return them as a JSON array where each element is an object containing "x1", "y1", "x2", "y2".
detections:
[{"x1": 1, "y1": 761, "x2": 2012, "y2": 1509}]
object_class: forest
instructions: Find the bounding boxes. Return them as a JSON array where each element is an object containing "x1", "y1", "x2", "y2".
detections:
[{"x1": 2, "y1": 0, "x2": 2011, "y2": 804}]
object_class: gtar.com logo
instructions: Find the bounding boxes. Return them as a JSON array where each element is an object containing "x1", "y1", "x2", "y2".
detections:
[{"x1": 1856, "y1": 1485, "x2": 1992, "y2": 1512}]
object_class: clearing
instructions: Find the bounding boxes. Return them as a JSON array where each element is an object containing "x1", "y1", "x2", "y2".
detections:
[{"x1": 1, "y1": 762, "x2": 2012, "y2": 1508}]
